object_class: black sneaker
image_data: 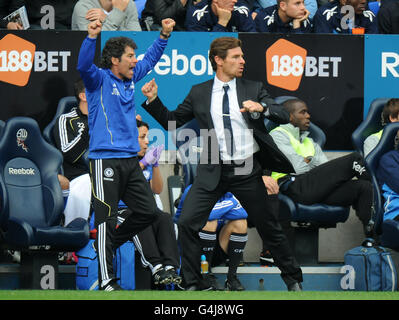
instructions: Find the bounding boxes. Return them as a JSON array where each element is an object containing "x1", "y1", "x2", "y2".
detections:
[
  {"x1": 101, "y1": 279, "x2": 123, "y2": 291},
  {"x1": 153, "y1": 268, "x2": 173, "y2": 285},
  {"x1": 259, "y1": 250, "x2": 274, "y2": 266},
  {"x1": 166, "y1": 268, "x2": 182, "y2": 285},
  {"x1": 203, "y1": 272, "x2": 224, "y2": 291},
  {"x1": 225, "y1": 275, "x2": 245, "y2": 291}
]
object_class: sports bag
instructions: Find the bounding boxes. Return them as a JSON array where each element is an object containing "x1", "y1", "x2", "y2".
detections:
[
  {"x1": 75, "y1": 239, "x2": 135, "y2": 290},
  {"x1": 344, "y1": 241, "x2": 397, "y2": 291}
]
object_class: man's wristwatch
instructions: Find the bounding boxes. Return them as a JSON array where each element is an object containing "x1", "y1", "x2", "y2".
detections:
[
  {"x1": 260, "y1": 102, "x2": 268, "y2": 114},
  {"x1": 160, "y1": 32, "x2": 171, "y2": 39}
]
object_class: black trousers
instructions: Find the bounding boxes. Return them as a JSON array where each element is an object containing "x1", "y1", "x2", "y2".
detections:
[
  {"x1": 283, "y1": 152, "x2": 372, "y2": 226},
  {"x1": 90, "y1": 157, "x2": 158, "y2": 284},
  {"x1": 178, "y1": 159, "x2": 303, "y2": 288},
  {"x1": 132, "y1": 209, "x2": 180, "y2": 272}
]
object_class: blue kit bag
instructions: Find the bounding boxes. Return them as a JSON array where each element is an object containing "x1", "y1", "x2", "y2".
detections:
[
  {"x1": 75, "y1": 239, "x2": 135, "y2": 290},
  {"x1": 344, "y1": 241, "x2": 397, "y2": 291}
]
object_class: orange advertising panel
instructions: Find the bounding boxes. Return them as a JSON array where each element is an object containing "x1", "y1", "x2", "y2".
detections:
[
  {"x1": 266, "y1": 38, "x2": 307, "y2": 91},
  {"x1": 0, "y1": 34, "x2": 36, "y2": 87}
]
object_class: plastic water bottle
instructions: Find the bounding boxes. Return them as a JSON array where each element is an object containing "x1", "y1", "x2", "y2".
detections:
[{"x1": 200, "y1": 254, "x2": 209, "y2": 274}]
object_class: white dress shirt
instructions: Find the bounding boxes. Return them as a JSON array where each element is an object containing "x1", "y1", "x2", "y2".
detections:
[{"x1": 210, "y1": 76, "x2": 259, "y2": 161}]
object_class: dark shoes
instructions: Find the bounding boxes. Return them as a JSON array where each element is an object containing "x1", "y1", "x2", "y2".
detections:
[
  {"x1": 203, "y1": 272, "x2": 225, "y2": 291},
  {"x1": 153, "y1": 268, "x2": 173, "y2": 285},
  {"x1": 225, "y1": 275, "x2": 245, "y2": 291},
  {"x1": 185, "y1": 273, "x2": 224, "y2": 291},
  {"x1": 166, "y1": 268, "x2": 182, "y2": 285},
  {"x1": 259, "y1": 250, "x2": 274, "y2": 266},
  {"x1": 287, "y1": 282, "x2": 303, "y2": 291},
  {"x1": 100, "y1": 279, "x2": 123, "y2": 291},
  {"x1": 364, "y1": 221, "x2": 375, "y2": 238}
]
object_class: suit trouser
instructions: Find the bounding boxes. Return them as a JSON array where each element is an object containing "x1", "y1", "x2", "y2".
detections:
[
  {"x1": 90, "y1": 157, "x2": 157, "y2": 284},
  {"x1": 283, "y1": 152, "x2": 372, "y2": 226},
  {"x1": 178, "y1": 159, "x2": 303, "y2": 288}
]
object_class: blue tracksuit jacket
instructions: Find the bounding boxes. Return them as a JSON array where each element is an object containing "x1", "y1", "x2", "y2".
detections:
[{"x1": 77, "y1": 36, "x2": 168, "y2": 159}]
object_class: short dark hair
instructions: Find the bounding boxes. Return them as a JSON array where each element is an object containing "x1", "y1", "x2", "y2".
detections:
[
  {"x1": 282, "y1": 98, "x2": 306, "y2": 114},
  {"x1": 100, "y1": 36, "x2": 137, "y2": 69},
  {"x1": 209, "y1": 37, "x2": 242, "y2": 72},
  {"x1": 74, "y1": 78, "x2": 85, "y2": 102},
  {"x1": 136, "y1": 119, "x2": 149, "y2": 129},
  {"x1": 382, "y1": 98, "x2": 399, "y2": 126}
]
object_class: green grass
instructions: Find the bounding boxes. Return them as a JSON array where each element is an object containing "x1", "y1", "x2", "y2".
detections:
[{"x1": 0, "y1": 290, "x2": 398, "y2": 300}]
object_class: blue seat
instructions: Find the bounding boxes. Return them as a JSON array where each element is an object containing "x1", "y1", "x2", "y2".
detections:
[
  {"x1": 351, "y1": 98, "x2": 390, "y2": 158},
  {"x1": 0, "y1": 117, "x2": 89, "y2": 250},
  {"x1": 42, "y1": 96, "x2": 89, "y2": 170},
  {"x1": 0, "y1": 120, "x2": 5, "y2": 135},
  {"x1": 42, "y1": 96, "x2": 78, "y2": 146},
  {"x1": 364, "y1": 122, "x2": 399, "y2": 250}
]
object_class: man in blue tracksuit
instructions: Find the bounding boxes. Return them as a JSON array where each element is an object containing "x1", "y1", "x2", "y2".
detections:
[
  {"x1": 313, "y1": 0, "x2": 378, "y2": 34},
  {"x1": 77, "y1": 18, "x2": 175, "y2": 291}
]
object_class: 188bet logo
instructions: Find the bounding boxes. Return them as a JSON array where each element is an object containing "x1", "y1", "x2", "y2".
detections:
[
  {"x1": 0, "y1": 34, "x2": 35, "y2": 86},
  {"x1": 266, "y1": 39, "x2": 307, "y2": 91}
]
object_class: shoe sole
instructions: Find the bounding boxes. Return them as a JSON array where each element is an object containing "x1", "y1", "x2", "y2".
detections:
[{"x1": 154, "y1": 276, "x2": 173, "y2": 285}]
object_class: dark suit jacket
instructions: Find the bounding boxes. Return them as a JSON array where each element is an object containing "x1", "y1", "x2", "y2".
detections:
[{"x1": 142, "y1": 77, "x2": 295, "y2": 190}]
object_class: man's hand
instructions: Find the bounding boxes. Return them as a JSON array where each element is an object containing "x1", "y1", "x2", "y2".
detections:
[
  {"x1": 262, "y1": 176, "x2": 279, "y2": 195},
  {"x1": 141, "y1": 79, "x2": 158, "y2": 103},
  {"x1": 160, "y1": 18, "x2": 176, "y2": 38},
  {"x1": 240, "y1": 100, "x2": 264, "y2": 113},
  {"x1": 88, "y1": 19, "x2": 102, "y2": 38},
  {"x1": 112, "y1": 0, "x2": 130, "y2": 12},
  {"x1": 292, "y1": 9, "x2": 310, "y2": 29},
  {"x1": 7, "y1": 22, "x2": 23, "y2": 30},
  {"x1": 85, "y1": 8, "x2": 107, "y2": 22},
  {"x1": 214, "y1": 1, "x2": 232, "y2": 26}
]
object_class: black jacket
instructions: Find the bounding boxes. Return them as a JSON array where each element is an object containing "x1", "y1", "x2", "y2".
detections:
[
  {"x1": 143, "y1": 78, "x2": 294, "y2": 190},
  {"x1": 53, "y1": 107, "x2": 89, "y2": 181}
]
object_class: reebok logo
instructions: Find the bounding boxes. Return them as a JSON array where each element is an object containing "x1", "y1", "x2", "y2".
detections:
[
  {"x1": 353, "y1": 161, "x2": 366, "y2": 176},
  {"x1": 0, "y1": 34, "x2": 35, "y2": 87},
  {"x1": 266, "y1": 39, "x2": 307, "y2": 91},
  {"x1": 8, "y1": 167, "x2": 35, "y2": 175}
]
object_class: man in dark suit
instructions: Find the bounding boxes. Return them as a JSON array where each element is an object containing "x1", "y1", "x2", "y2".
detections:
[{"x1": 141, "y1": 37, "x2": 303, "y2": 291}]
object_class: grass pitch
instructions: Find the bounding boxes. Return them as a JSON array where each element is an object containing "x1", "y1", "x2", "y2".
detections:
[{"x1": 0, "y1": 290, "x2": 398, "y2": 300}]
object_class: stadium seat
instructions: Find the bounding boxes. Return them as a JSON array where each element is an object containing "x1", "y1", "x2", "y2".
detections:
[
  {"x1": 0, "y1": 117, "x2": 90, "y2": 288},
  {"x1": 351, "y1": 98, "x2": 390, "y2": 157},
  {"x1": 42, "y1": 96, "x2": 89, "y2": 170},
  {"x1": 0, "y1": 120, "x2": 4, "y2": 135},
  {"x1": 42, "y1": 96, "x2": 78, "y2": 146},
  {"x1": 364, "y1": 122, "x2": 399, "y2": 250}
]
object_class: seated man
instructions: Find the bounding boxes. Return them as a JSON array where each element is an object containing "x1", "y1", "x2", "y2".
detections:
[
  {"x1": 53, "y1": 78, "x2": 92, "y2": 227},
  {"x1": 72, "y1": 0, "x2": 142, "y2": 31},
  {"x1": 175, "y1": 184, "x2": 248, "y2": 291},
  {"x1": 185, "y1": 0, "x2": 255, "y2": 31},
  {"x1": 129, "y1": 119, "x2": 181, "y2": 286},
  {"x1": 140, "y1": 0, "x2": 191, "y2": 31},
  {"x1": 254, "y1": 0, "x2": 312, "y2": 33},
  {"x1": 363, "y1": 98, "x2": 399, "y2": 157},
  {"x1": 376, "y1": 133, "x2": 399, "y2": 223},
  {"x1": 21, "y1": 0, "x2": 78, "y2": 29},
  {"x1": 269, "y1": 98, "x2": 374, "y2": 237},
  {"x1": 313, "y1": 0, "x2": 378, "y2": 34}
]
